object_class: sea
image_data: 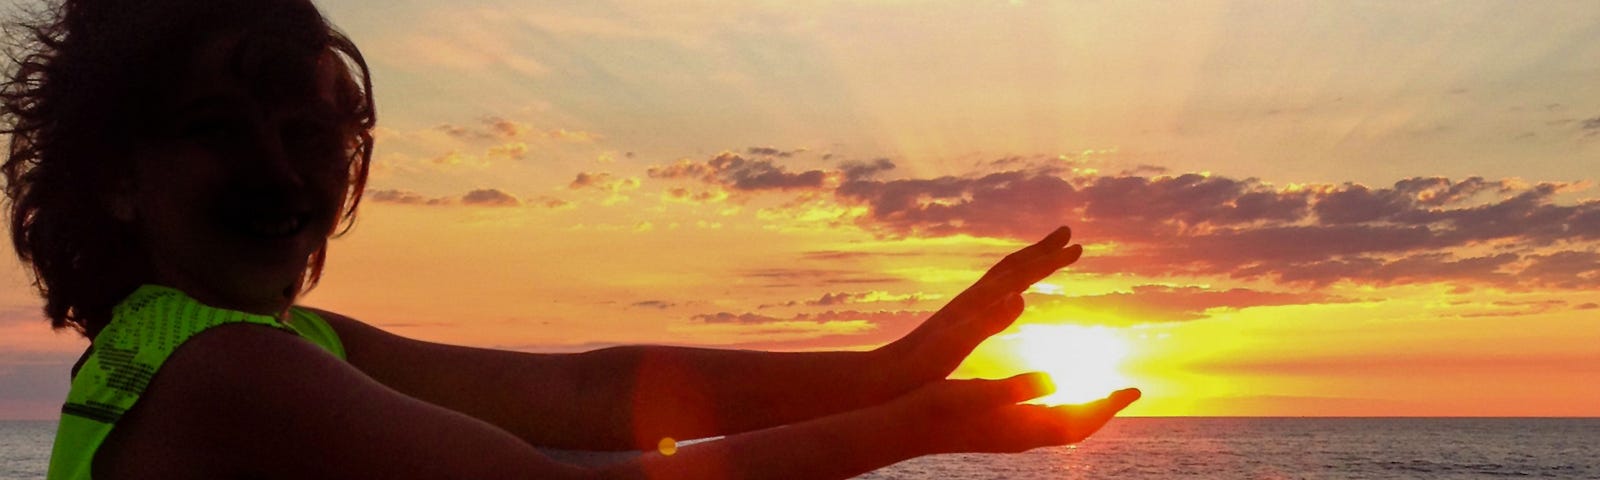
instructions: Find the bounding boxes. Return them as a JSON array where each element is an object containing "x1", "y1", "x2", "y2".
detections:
[{"x1": 3, "y1": 418, "x2": 1596, "y2": 479}]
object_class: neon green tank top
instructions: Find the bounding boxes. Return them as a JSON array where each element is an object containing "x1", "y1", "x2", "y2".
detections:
[{"x1": 46, "y1": 284, "x2": 347, "y2": 480}]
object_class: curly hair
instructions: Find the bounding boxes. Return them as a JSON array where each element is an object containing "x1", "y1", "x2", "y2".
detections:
[{"x1": 1, "y1": 0, "x2": 375, "y2": 338}]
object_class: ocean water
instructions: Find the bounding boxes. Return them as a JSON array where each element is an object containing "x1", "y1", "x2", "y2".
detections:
[{"x1": 3, "y1": 418, "x2": 1597, "y2": 479}]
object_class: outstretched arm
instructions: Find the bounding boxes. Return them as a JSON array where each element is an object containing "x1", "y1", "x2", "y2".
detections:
[
  {"x1": 315, "y1": 313, "x2": 935, "y2": 450},
  {"x1": 313, "y1": 226, "x2": 1085, "y2": 450},
  {"x1": 147, "y1": 325, "x2": 1137, "y2": 479}
]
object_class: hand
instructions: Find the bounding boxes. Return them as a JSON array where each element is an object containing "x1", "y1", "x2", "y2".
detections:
[
  {"x1": 880, "y1": 226, "x2": 1084, "y2": 383},
  {"x1": 885, "y1": 373, "x2": 1141, "y2": 455}
]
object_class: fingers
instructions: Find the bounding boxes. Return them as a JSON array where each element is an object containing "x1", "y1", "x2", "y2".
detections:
[
  {"x1": 965, "y1": 294, "x2": 1024, "y2": 338},
  {"x1": 953, "y1": 226, "x2": 1083, "y2": 312},
  {"x1": 932, "y1": 373, "x2": 1055, "y2": 414},
  {"x1": 981, "y1": 226, "x2": 1074, "y2": 284},
  {"x1": 965, "y1": 244, "x2": 1081, "y2": 305},
  {"x1": 973, "y1": 373, "x2": 1055, "y2": 407},
  {"x1": 1051, "y1": 387, "x2": 1141, "y2": 443},
  {"x1": 917, "y1": 385, "x2": 1139, "y2": 454}
]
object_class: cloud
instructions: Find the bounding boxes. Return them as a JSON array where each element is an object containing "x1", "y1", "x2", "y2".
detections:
[
  {"x1": 692, "y1": 312, "x2": 785, "y2": 324},
  {"x1": 461, "y1": 188, "x2": 522, "y2": 207},
  {"x1": 569, "y1": 172, "x2": 641, "y2": 205},
  {"x1": 1051, "y1": 285, "x2": 1354, "y2": 322},
  {"x1": 798, "y1": 250, "x2": 921, "y2": 261},
  {"x1": 368, "y1": 188, "x2": 527, "y2": 207},
  {"x1": 832, "y1": 168, "x2": 1600, "y2": 290},
  {"x1": 1582, "y1": 116, "x2": 1600, "y2": 130},
  {"x1": 649, "y1": 152, "x2": 828, "y2": 192},
  {"x1": 641, "y1": 152, "x2": 1600, "y2": 290},
  {"x1": 693, "y1": 309, "x2": 929, "y2": 326},
  {"x1": 839, "y1": 158, "x2": 896, "y2": 181},
  {"x1": 760, "y1": 290, "x2": 937, "y2": 309},
  {"x1": 531, "y1": 195, "x2": 574, "y2": 209},
  {"x1": 745, "y1": 146, "x2": 806, "y2": 158},
  {"x1": 368, "y1": 189, "x2": 453, "y2": 206},
  {"x1": 486, "y1": 116, "x2": 531, "y2": 139},
  {"x1": 809, "y1": 290, "x2": 933, "y2": 306},
  {"x1": 663, "y1": 186, "x2": 729, "y2": 204},
  {"x1": 487, "y1": 142, "x2": 529, "y2": 160},
  {"x1": 570, "y1": 172, "x2": 614, "y2": 190},
  {"x1": 436, "y1": 117, "x2": 601, "y2": 143},
  {"x1": 569, "y1": 172, "x2": 640, "y2": 192},
  {"x1": 546, "y1": 128, "x2": 601, "y2": 143},
  {"x1": 429, "y1": 151, "x2": 490, "y2": 168},
  {"x1": 630, "y1": 300, "x2": 675, "y2": 310},
  {"x1": 738, "y1": 268, "x2": 904, "y2": 287}
]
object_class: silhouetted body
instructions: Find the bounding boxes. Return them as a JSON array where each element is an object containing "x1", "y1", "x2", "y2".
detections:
[{"x1": 1, "y1": 1, "x2": 1136, "y2": 478}]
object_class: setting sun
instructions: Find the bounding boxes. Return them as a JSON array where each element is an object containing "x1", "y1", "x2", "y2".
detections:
[{"x1": 1009, "y1": 324, "x2": 1133, "y2": 405}]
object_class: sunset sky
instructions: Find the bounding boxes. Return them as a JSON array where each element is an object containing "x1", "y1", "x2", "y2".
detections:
[{"x1": 3, "y1": 0, "x2": 1598, "y2": 419}]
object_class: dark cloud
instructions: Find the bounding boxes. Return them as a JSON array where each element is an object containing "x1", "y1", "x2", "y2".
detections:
[
  {"x1": 693, "y1": 309, "x2": 928, "y2": 328},
  {"x1": 569, "y1": 172, "x2": 614, "y2": 190},
  {"x1": 1053, "y1": 285, "x2": 1352, "y2": 322},
  {"x1": 531, "y1": 195, "x2": 573, "y2": 209},
  {"x1": 436, "y1": 123, "x2": 477, "y2": 139},
  {"x1": 649, "y1": 152, "x2": 827, "y2": 192},
  {"x1": 568, "y1": 172, "x2": 639, "y2": 194},
  {"x1": 485, "y1": 116, "x2": 527, "y2": 139},
  {"x1": 1582, "y1": 116, "x2": 1600, "y2": 130},
  {"x1": 435, "y1": 117, "x2": 597, "y2": 142},
  {"x1": 1313, "y1": 184, "x2": 1415, "y2": 224},
  {"x1": 746, "y1": 146, "x2": 805, "y2": 158},
  {"x1": 370, "y1": 188, "x2": 524, "y2": 207},
  {"x1": 368, "y1": 189, "x2": 453, "y2": 206},
  {"x1": 839, "y1": 158, "x2": 895, "y2": 181},
  {"x1": 460, "y1": 188, "x2": 521, "y2": 207},
  {"x1": 664, "y1": 187, "x2": 726, "y2": 204},
  {"x1": 631, "y1": 300, "x2": 675, "y2": 310},
  {"x1": 833, "y1": 168, "x2": 1599, "y2": 290},
  {"x1": 692, "y1": 312, "x2": 785, "y2": 324},
  {"x1": 739, "y1": 268, "x2": 903, "y2": 286},
  {"x1": 436, "y1": 117, "x2": 526, "y2": 140},
  {"x1": 1518, "y1": 251, "x2": 1600, "y2": 289},
  {"x1": 647, "y1": 152, "x2": 1600, "y2": 291},
  {"x1": 798, "y1": 291, "x2": 928, "y2": 307},
  {"x1": 812, "y1": 292, "x2": 862, "y2": 306}
]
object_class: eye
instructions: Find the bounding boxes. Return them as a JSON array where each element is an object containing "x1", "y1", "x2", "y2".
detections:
[{"x1": 281, "y1": 117, "x2": 343, "y2": 156}]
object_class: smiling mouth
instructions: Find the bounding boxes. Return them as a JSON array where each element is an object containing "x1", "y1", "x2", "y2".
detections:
[
  {"x1": 246, "y1": 214, "x2": 306, "y2": 238},
  {"x1": 223, "y1": 212, "x2": 311, "y2": 240}
]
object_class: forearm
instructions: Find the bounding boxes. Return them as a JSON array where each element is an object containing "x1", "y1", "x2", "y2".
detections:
[
  {"x1": 570, "y1": 345, "x2": 920, "y2": 450},
  {"x1": 316, "y1": 309, "x2": 922, "y2": 450},
  {"x1": 588, "y1": 401, "x2": 917, "y2": 480}
]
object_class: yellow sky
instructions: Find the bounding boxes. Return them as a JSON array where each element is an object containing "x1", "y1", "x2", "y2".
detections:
[{"x1": 3, "y1": 0, "x2": 1599, "y2": 419}]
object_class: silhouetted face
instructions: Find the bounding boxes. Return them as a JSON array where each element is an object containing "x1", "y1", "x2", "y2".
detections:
[{"x1": 120, "y1": 30, "x2": 353, "y2": 316}]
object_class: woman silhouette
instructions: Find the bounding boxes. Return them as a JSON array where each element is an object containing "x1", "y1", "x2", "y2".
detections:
[{"x1": 2, "y1": 0, "x2": 1137, "y2": 478}]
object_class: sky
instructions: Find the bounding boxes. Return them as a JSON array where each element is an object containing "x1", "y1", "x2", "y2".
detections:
[{"x1": 3, "y1": 0, "x2": 1599, "y2": 419}]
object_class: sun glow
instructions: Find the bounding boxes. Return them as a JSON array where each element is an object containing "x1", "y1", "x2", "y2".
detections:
[{"x1": 1010, "y1": 324, "x2": 1133, "y2": 405}]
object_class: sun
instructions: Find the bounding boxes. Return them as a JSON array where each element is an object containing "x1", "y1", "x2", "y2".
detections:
[{"x1": 1009, "y1": 324, "x2": 1133, "y2": 405}]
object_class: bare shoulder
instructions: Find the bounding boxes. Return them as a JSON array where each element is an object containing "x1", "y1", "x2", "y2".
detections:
[
  {"x1": 298, "y1": 305, "x2": 415, "y2": 360},
  {"x1": 96, "y1": 322, "x2": 581, "y2": 479}
]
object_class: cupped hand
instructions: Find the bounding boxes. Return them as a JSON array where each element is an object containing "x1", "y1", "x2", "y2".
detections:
[
  {"x1": 886, "y1": 373, "x2": 1141, "y2": 455},
  {"x1": 880, "y1": 226, "x2": 1084, "y2": 383}
]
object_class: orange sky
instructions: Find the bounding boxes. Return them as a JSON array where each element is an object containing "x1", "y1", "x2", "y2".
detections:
[{"x1": 3, "y1": 0, "x2": 1599, "y2": 419}]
